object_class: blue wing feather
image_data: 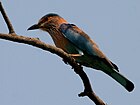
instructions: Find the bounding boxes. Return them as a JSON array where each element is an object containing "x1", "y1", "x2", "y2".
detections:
[
  {"x1": 59, "y1": 23, "x2": 119, "y2": 70},
  {"x1": 59, "y1": 23, "x2": 101, "y2": 56}
]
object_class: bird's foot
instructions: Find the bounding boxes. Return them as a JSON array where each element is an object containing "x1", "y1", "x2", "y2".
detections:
[{"x1": 69, "y1": 54, "x2": 82, "y2": 57}]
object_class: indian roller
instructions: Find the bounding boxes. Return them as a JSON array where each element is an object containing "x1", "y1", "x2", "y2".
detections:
[{"x1": 28, "y1": 13, "x2": 134, "y2": 92}]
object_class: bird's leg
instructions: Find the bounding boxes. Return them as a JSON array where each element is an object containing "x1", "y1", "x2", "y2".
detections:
[
  {"x1": 62, "y1": 54, "x2": 82, "y2": 65},
  {"x1": 69, "y1": 54, "x2": 83, "y2": 68},
  {"x1": 69, "y1": 54, "x2": 82, "y2": 57}
]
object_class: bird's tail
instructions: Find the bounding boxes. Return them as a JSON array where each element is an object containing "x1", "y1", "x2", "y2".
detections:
[
  {"x1": 103, "y1": 68, "x2": 134, "y2": 92},
  {"x1": 74, "y1": 55, "x2": 134, "y2": 92}
]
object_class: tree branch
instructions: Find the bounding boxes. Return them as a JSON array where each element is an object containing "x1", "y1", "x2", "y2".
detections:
[
  {"x1": 0, "y1": 1, "x2": 106, "y2": 105},
  {"x1": 0, "y1": 2, "x2": 15, "y2": 33}
]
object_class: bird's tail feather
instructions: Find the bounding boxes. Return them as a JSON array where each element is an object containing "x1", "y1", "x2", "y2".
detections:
[
  {"x1": 74, "y1": 55, "x2": 134, "y2": 92},
  {"x1": 103, "y1": 69, "x2": 134, "y2": 92}
]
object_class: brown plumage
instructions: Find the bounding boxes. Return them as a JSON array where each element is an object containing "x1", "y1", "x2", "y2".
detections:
[{"x1": 28, "y1": 13, "x2": 134, "y2": 92}]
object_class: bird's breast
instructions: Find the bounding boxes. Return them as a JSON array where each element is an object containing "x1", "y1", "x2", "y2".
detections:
[{"x1": 48, "y1": 29, "x2": 80, "y2": 54}]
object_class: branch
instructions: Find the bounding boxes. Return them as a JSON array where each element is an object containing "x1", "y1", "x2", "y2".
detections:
[
  {"x1": 0, "y1": 1, "x2": 106, "y2": 105},
  {"x1": 0, "y1": 33, "x2": 106, "y2": 105},
  {"x1": 0, "y1": 2, "x2": 15, "y2": 33}
]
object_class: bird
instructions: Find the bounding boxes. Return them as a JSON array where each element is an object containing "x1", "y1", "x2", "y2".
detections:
[{"x1": 28, "y1": 13, "x2": 134, "y2": 92}]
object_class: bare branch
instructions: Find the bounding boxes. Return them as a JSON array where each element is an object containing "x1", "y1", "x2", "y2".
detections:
[
  {"x1": 0, "y1": 33, "x2": 106, "y2": 105},
  {"x1": 0, "y1": 1, "x2": 106, "y2": 105},
  {"x1": 0, "y1": 2, "x2": 15, "y2": 33}
]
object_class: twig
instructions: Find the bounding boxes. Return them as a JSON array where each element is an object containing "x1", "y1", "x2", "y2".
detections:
[
  {"x1": 0, "y1": 2, "x2": 106, "y2": 105},
  {"x1": 0, "y1": 2, "x2": 15, "y2": 34}
]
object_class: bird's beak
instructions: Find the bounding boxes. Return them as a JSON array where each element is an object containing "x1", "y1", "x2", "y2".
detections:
[{"x1": 27, "y1": 24, "x2": 39, "y2": 30}]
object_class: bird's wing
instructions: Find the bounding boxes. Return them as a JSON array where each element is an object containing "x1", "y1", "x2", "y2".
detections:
[
  {"x1": 59, "y1": 23, "x2": 99, "y2": 56},
  {"x1": 59, "y1": 23, "x2": 108, "y2": 59},
  {"x1": 59, "y1": 23, "x2": 118, "y2": 70}
]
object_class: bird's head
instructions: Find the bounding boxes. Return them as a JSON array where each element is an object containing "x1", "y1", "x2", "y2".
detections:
[{"x1": 28, "y1": 13, "x2": 67, "y2": 32}]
